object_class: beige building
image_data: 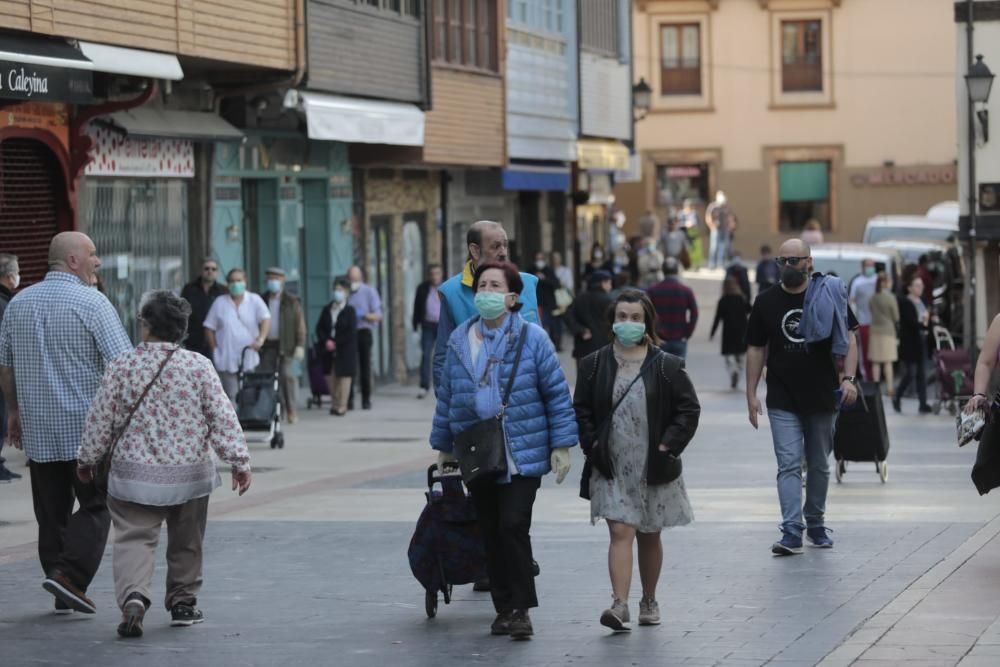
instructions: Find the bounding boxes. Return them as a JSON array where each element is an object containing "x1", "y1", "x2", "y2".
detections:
[{"x1": 618, "y1": 0, "x2": 958, "y2": 254}]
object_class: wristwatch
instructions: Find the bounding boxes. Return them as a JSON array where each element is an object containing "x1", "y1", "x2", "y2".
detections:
[{"x1": 842, "y1": 376, "x2": 856, "y2": 384}]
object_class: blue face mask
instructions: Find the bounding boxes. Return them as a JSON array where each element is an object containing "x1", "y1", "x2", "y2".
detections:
[
  {"x1": 267, "y1": 279, "x2": 282, "y2": 293},
  {"x1": 229, "y1": 281, "x2": 246, "y2": 297},
  {"x1": 332, "y1": 290, "x2": 346, "y2": 304},
  {"x1": 474, "y1": 291, "x2": 509, "y2": 320},
  {"x1": 613, "y1": 321, "x2": 646, "y2": 347}
]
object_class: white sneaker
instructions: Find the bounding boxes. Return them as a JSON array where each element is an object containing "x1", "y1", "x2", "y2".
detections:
[{"x1": 417, "y1": 389, "x2": 427, "y2": 399}]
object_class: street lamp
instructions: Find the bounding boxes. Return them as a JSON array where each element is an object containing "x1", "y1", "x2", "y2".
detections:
[
  {"x1": 966, "y1": 55, "x2": 994, "y2": 142},
  {"x1": 632, "y1": 78, "x2": 652, "y2": 121}
]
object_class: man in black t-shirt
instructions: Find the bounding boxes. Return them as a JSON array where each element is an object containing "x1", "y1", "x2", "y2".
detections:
[{"x1": 746, "y1": 239, "x2": 859, "y2": 556}]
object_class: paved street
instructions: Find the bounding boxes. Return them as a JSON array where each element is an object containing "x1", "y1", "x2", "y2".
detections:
[{"x1": 1, "y1": 274, "x2": 997, "y2": 667}]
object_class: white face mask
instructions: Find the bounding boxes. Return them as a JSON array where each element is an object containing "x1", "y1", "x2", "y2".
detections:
[
  {"x1": 350, "y1": 281, "x2": 361, "y2": 292},
  {"x1": 12, "y1": 274, "x2": 20, "y2": 290}
]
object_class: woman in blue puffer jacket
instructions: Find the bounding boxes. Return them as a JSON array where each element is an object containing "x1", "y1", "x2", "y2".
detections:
[{"x1": 431, "y1": 261, "x2": 578, "y2": 640}]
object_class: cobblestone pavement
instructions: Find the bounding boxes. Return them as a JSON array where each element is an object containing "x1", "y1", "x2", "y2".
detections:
[{"x1": 1, "y1": 275, "x2": 997, "y2": 666}]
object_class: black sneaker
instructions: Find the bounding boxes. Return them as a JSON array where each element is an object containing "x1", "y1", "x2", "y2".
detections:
[
  {"x1": 0, "y1": 463, "x2": 20, "y2": 482},
  {"x1": 170, "y1": 604, "x2": 204, "y2": 627},
  {"x1": 508, "y1": 609, "x2": 533, "y2": 640},
  {"x1": 117, "y1": 597, "x2": 146, "y2": 638},
  {"x1": 362, "y1": 401, "x2": 372, "y2": 410},
  {"x1": 53, "y1": 599, "x2": 72, "y2": 616},
  {"x1": 918, "y1": 404, "x2": 933, "y2": 415},
  {"x1": 490, "y1": 610, "x2": 513, "y2": 635},
  {"x1": 473, "y1": 578, "x2": 491, "y2": 592}
]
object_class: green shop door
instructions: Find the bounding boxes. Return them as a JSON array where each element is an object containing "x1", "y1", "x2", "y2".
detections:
[{"x1": 302, "y1": 180, "x2": 330, "y2": 340}]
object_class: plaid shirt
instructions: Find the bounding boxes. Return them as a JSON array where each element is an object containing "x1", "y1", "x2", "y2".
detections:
[
  {"x1": 646, "y1": 277, "x2": 699, "y2": 342},
  {"x1": 0, "y1": 272, "x2": 131, "y2": 462}
]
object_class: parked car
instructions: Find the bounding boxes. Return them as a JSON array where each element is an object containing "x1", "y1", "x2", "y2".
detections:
[
  {"x1": 809, "y1": 243, "x2": 903, "y2": 290},
  {"x1": 862, "y1": 215, "x2": 958, "y2": 245}
]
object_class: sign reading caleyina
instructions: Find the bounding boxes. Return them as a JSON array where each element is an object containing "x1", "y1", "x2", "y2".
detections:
[{"x1": 0, "y1": 60, "x2": 92, "y2": 103}]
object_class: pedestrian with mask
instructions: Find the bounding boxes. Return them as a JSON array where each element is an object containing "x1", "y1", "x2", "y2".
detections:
[
  {"x1": 893, "y1": 274, "x2": 933, "y2": 414},
  {"x1": 261, "y1": 268, "x2": 306, "y2": 424},
  {"x1": 412, "y1": 264, "x2": 443, "y2": 399},
  {"x1": 646, "y1": 258, "x2": 699, "y2": 359},
  {"x1": 316, "y1": 277, "x2": 358, "y2": 416},
  {"x1": 431, "y1": 261, "x2": 577, "y2": 640},
  {"x1": 0, "y1": 232, "x2": 132, "y2": 613},
  {"x1": 433, "y1": 220, "x2": 539, "y2": 391},
  {"x1": 346, "y1": 266, "x2": 382, "y2": 410},
  {"x1": 180, "y1": 258, "x2": 227, "y2": 359},
  {"x1": 574, "y1": 289, "x2": 700, "y2": 632},
  {"x1": 849, "y1": 259, "x2": 879, "y2": 380},
  {"x1": 0, "y1": 252, "x2": 22, "y2": 482},
  {"x1": 566, "y1": 270, "x2": 614, "y2": 365},
  {"x1": 203, "y1": 269, "x2": 271, "y2": 404},
  {"x1": 711, "y1": 277, "x2": 751, "y2": 390},
  {"x1": 746, "y1": 239, "x2": 859, "y2": 555}
]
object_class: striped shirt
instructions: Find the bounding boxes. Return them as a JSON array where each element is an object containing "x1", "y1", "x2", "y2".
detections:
[
  {"x1": 646, "y1": 277, "x2": 699, "y2": 342},
  {"x1": 0, "y1": 271, "x2": 132, "y2": 462}
]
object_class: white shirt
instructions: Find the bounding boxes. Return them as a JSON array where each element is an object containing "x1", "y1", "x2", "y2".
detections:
[
  {"x1": 849, "y1": 274, "x2": 879, "y2": 326},
  {"x1": 555, "y1": 266, "x2": 574, "y2": 293},
  {"x1": 203, "y1": 293, "x2": 271, "y2": 373}
]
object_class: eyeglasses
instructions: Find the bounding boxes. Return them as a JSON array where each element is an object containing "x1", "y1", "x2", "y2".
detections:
[
  {"x1": 775, "y1": 256, "x2": 810, "y2": 267},
  {"x1": 203, "y1": 266, "x2": 219, "y2": 272}
]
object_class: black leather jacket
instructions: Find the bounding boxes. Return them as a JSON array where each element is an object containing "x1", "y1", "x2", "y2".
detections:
[{"x1": 573, "y1": 344, "x2": 701, "y2": 485}]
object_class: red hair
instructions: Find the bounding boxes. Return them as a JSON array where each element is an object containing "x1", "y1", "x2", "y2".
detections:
[{"x1": 473, "y1": 261, "x2": 524, "y2": 312}]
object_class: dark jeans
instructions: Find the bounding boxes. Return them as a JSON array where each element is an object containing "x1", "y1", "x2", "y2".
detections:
[
  {"x1": 469, "y1": 475, "x2": 541, "y2": 612},
  {"x1": 419, "y1": 323, "x2": 438, "y2": 391},
  {"x1": 29, "y1": 460, "x2": 111, "y2": 589},
  {"x1": 551, "y1": 315, "x2": 565, "y2": 351},
  {"x1": 897, "y1": 355, "x2": 929, "y2": 407},
  {"x1": 661, "y1": 339, "x2": 688, "y2": 359},
  {"x1": 350, "y1": 328, "x2": 375, "y2": 405}
]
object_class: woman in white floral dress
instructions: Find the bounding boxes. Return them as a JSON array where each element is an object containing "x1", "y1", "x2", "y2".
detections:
[
  {"x1": 78, "y1": 290, "x2": 252, "y2": 639},
  {"x1": 574, "y1": 290, "x2": 700, "y2": 633}
]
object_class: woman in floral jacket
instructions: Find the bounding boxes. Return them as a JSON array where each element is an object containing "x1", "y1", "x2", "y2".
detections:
[{"x1": 78, "y1": 290, "x2": 251, "y2": 639}]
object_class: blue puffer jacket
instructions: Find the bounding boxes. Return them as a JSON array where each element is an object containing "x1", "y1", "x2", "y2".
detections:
[{"x1": 430, "y1": 313, "x2": 578, "y2": 477}]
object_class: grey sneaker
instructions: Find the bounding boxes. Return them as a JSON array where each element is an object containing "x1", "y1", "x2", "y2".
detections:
[
  {"x1": 600, "y1": 598, "x2": 631, "y2": 632},
  {"x1": 639, "y1": 597, "x2": 661, "y2": 626}
]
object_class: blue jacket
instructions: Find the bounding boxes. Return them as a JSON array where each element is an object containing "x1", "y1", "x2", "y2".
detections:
[
  {"x1": 801, "y1": 273, "x2": 850, "y2": 356},
  {"x1": 430, "y1": 313, "x2": 577, "y2": 477},
  {"x1": 432, "y1": 262, "x2": 539, "y2": 391}
]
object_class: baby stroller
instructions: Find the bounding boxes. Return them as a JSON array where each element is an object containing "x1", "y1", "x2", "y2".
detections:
[
  {"x1": 931, "y1": 326, "x2": 974, "y2": 416},
  {"x1": 407, "y1": 464, "x2": 487, "y2": 618},
  {"x1": 236, "y1": 347, "x2": 284, "y2": 449},
  {"x1": 305, "y1": 341, "x2": 329, "y2": 409}
]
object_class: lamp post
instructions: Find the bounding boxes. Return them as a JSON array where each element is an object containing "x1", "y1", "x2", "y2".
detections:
[
  {"x1": 964, "y1": 53, "x2": 994, "y2": 351},
  {"x1": 632, "y1": 78, "x2": 652, "y2": 121}
]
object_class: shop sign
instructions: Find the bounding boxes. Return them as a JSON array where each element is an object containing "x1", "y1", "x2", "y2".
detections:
[
  {"x1": 2, "y1": 102, "x2": 70, "y2": 151},
  {"x1": 850, "y1": 165, "x2": 956, "y2": 187},
  {"x1": 0, "y1": 60, "x2": 92, "y2": 103},
  {"x1": 85, "y1": 125, "x2": 194, "y2": 178}
]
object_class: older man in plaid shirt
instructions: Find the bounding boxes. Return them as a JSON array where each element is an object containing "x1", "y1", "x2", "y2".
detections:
[{"x1": 0, "y1": 232, "x2": 131, "y2": 614}]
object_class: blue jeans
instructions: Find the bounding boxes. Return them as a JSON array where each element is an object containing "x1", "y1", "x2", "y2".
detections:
[
  {"x1": 767, "y1": 409, "x2": 838, "y2": 535},
  {"x1": 420, "y1": 323, "x2": 438, "y2": 391},
  {"x1": 709, "y1": 231, "x2": 729, "y2": 269},
  {"x1": 661, "y1": 339, "x2": 688, "y2": 359}
]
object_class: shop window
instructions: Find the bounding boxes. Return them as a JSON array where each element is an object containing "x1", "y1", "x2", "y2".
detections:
[
  {"x1": 431, "y1": 0, "x2": 498, "y2": 71},
  {"x1": 656, "y1": 163, "x2": 709, "y2": 211},
  {"x1": 778, "y1": 161, "x2": 830, "y2": 231},
  {"x1": 660, "y1": 24, "x2": 701, "y2": 96},
  {"x1": 781, "y1": 20, "x2": 822, "y2": 92}
]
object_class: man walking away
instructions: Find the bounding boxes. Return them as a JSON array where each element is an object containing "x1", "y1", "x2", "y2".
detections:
[
  {"x1": 745, "y1": 238, "x2": 859, "y2": 556},
  {"x1": 0, "y1": 253, "x2": 22, "y2": 482},
  {"x1": 0, "y1": 232, "x2": 132, "y2": 613},
  {"x1": 261, "y1": 268, "x2": 306, "y2": 424},
  {"x1": 566, "y1": 270, "x2": 614, "y2": 366},
  {"x1": 433, "y1": 220, "x2": 539, "y2": 391},
  {"x1": 412, "y1": 264, "x2": 443, "y2": 399},
  {"x1": 180, "y1": 258, "x2": 227, "y2": 359},
  {"x1": 347, "y1": 266, "x2": 382, "y2": 410},
  {"x1": 647, "y1": 257, "x2": 698, "y2": 359},
  {"x1": 755, "y1": 245, "x2": 781, "y2": 296},
  {"x1": 849, "y1": 259, "x2": 879, "y2": 380},
  {"x1": 533, "y1": 252, "x2": 560, "y2": 348}
]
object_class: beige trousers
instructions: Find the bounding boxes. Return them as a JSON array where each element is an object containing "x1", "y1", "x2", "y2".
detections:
[
  {"x1": 107, "y1": 495, "x2": 209, "y2": 611},
  {"x1": 327, "y1": 371, "x2": 352, "y2": 414}
]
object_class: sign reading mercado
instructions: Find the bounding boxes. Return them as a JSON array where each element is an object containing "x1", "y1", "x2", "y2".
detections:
[{"x1": 0, "y1": 59, "x2": 92, "y2": 103}]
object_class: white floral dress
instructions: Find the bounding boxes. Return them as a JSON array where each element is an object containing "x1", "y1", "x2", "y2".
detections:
[{"x1": 590, "y1": 354, "x2": 694, "y2": 532}]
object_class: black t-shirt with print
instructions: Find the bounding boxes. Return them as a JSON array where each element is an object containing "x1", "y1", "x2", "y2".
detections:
[{"x1": 746, "y1": 285, "x2": 858, "y2": 415}]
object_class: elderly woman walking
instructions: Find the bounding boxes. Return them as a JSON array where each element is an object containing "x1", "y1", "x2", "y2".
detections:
[
  {"x1": 431, "y1": 261, "x2": 578, "y2": 640},
  {"x1": 574, "y1": 289, "x2": 701, "y2": 632},
  {"x1": 78, "y1": 291, "x2": 252, "y2": 639}
]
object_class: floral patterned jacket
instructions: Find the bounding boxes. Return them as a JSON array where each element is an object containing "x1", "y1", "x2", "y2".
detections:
[{"x1": 80, "y1": 342, "x2": 250, "y2": 506}]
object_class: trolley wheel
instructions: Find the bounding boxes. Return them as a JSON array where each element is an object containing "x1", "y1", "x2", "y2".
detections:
[
  {"x1": 877, "y1": 460, "x2": 888, "y2": 484},
  {"x1": 425, "y1": 591, "x2": 438, "y2": 618},
  {"x1": 271, "y1": 433, "x2": 284, "y2": 449},
  {"x1": 835, "y1": 459, "x2": 846, "y2": 484},
  {"x1": 443, "y1": 584, "x2": 453, "y2": 604}
]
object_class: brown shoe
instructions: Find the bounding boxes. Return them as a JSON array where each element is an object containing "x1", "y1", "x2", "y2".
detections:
[
  {"x1": 287, "y1": 412, "x2": 299, "y2": 425},
  {"x1": 42, "y1": 571, "x2": 96, "y2": 614}
]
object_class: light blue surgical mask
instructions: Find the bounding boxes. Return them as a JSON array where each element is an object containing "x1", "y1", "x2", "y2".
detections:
[
  {"x1": 229, "y1": 281, "x2": 246, "y2": 297},
  {"x1": 613, "y1": 321, "x2": 646, "y2": 347},
  {"x1": 332, "y1": 290, "x2": 346, "y2": 304},
  {"x1": 474, "y1": 292, "x2": 509, "y2": 320},
  {"x1": 267, "y1": 279, "x2": 282, "y2": 293},
  {"x1": 863, "y1": 266, "x2": 876, "y2": 278}
]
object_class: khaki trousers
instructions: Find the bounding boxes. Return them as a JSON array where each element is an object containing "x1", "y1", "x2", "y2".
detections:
[
  {"x1": 327, "y1": 371, "x2": 352, "y2": 414},
  {"x1": 107, "y1": 495, "x2": 209, "y2": 611}
]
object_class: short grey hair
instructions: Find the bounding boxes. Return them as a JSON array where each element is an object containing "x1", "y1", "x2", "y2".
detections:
[
  {"x1": 139, "y1": 290, "x2": 191, "y2": 343},
  {"x1": 0, "y1": 253, "x2": 18, "y2": 278}
]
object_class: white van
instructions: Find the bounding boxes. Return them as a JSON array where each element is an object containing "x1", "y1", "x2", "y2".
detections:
[{"x1": 862, "y1": 215, "x2": 958, "y2": 245}]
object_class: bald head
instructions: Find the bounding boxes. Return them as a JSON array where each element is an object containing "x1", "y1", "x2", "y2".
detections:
[
  {"x1": 467, "y1": 220, "x2": 508, "y2": 266},
  {"x1": 778, "y1": 238, "x2": 810, "y2": 257},
  {"x1": 776, "y1": 238, "x2": 813, "y2": 292},
  {"x1": 49, "y1": 232, "x2": 101, "y2": 284}
]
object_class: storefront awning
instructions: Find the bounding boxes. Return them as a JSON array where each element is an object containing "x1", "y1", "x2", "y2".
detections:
[
  {"x1": 283, "y1": 90, "x2": 425, "y2": 146},
  {"x1": 100, "y1": 108, "x2": 244, "y2": 142},
  {"x1": 78, "y1": 42, "x2": 183, "y2": 81},
  {"x1": 0, "y1": 34, "x2": 93, "y2": 103},
  {"x1": 576, "y1": 140, "x2": 630, "y2": 172},
  {"x1": 501, "y1": 165, "x2": 571, "y2": 192}
]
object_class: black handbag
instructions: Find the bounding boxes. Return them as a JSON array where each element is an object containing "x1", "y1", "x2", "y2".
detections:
[{"x1": 452, "y1": 324, "x2": 528, "y2": 486}]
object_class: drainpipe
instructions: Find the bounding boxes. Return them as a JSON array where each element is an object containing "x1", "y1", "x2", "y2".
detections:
[
  {"x1": 213, "y1": 0, "x2": 307, "y2": 110},
  {"x1": 965, "y1": 0, "x2": 978, "y2": 353}
]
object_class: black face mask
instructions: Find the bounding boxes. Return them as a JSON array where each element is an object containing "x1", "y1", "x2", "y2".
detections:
[{"x1": 781, "y1": 266, "x2": 808, "y2": 288}]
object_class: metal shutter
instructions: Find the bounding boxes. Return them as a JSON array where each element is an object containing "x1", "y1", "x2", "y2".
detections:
[{"x1": 0, "y1": 138, "x2": 61, "y2": 286}]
